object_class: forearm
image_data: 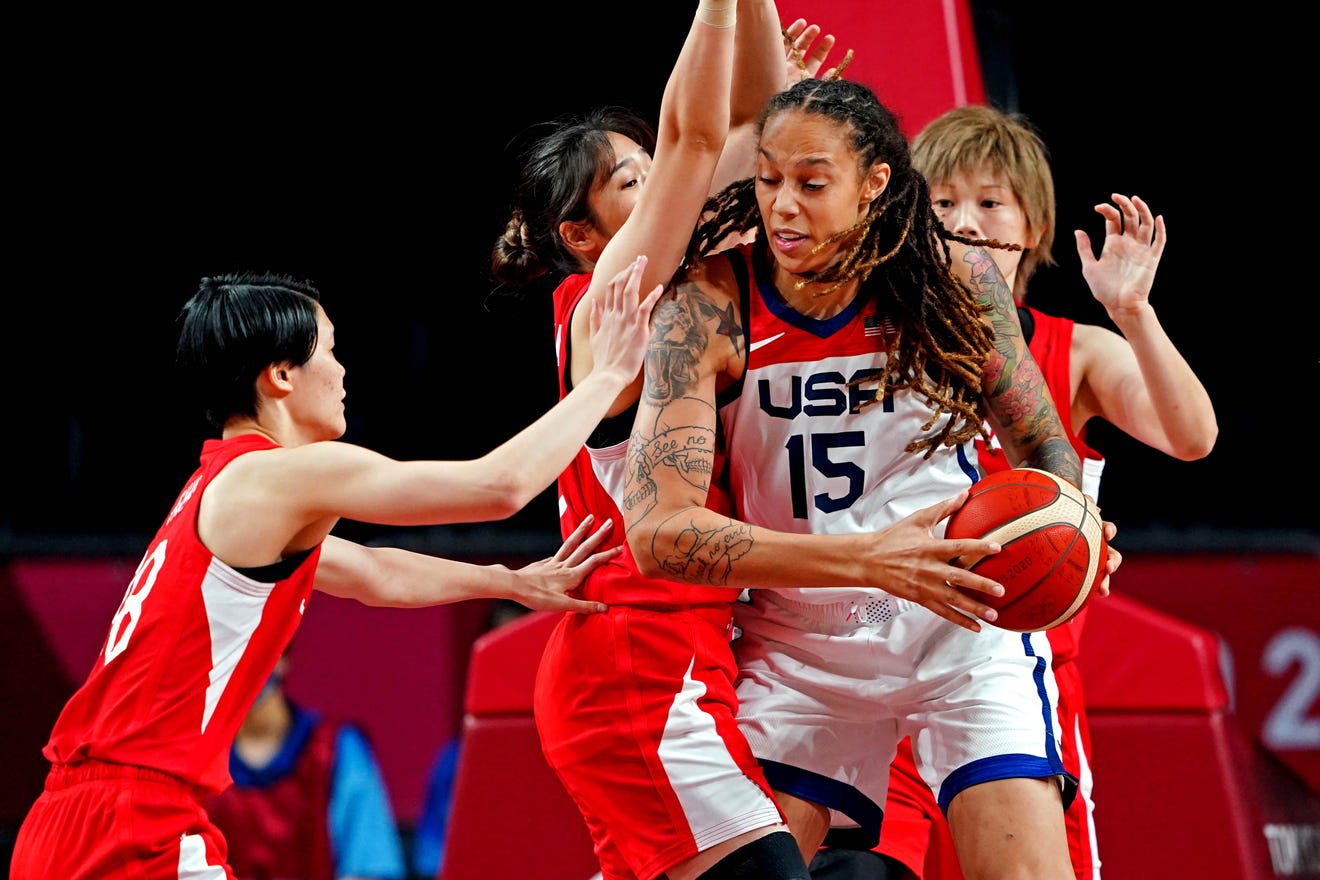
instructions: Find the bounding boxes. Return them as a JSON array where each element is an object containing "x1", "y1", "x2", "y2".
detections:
[
  {"x1": 1110, "y1": 304, "x2": 1218, "y2": 459},
  {"x1": 621, "y1": 371, "x2": 868, "y2": 588},
  {"x1": 373, "y1": 552, "x2": 518, "y2": 608},
  {"x1": 316, "y1": 538, "x2": 517, "y2": 608},
  {"x1": 628, "y1": 503, "x2": 866, "y2": 589},
  {"x1": 663, "y1": 1, "x2": 735, "y2": 153},
  {"x1": 729, "y1": 0, "x2": 782, "y2": 127},
  {"x1": 711, "y1": 0, "x2": 782, "y2": 190},
  {"x1": 622, "y1": 424, "x2": 866, "y2": 588},
  {"x1": 371, "y1": 368, "x2": 632, "y2": 525},
  {"x1": 623, "y1": 268, "x2": 870, "y2": 590},
  {"x1": 589, "y1": 0, "x2": 735, "y2": 300},
  {"x1": 479, "y1": 367, "x2": 632, "y2": 508},
  {"x1": 960, "y1": 244, "x2": 1082, "y2": 485},
  {"x1": 986, "y1": 364, "x2": 1081, "y2": 484}
]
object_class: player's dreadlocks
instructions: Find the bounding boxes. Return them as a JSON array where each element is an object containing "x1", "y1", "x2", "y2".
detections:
[{"x1": 688, "y1": 78, "x2": 1020, "y2": 457}]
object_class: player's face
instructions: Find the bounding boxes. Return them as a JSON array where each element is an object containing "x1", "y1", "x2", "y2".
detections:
[
  {"x1": 287, "y1": 304, "x2": 347, "y2": 442},
  {"x1": 584, "y1": 131, "x2": 651, "y2": 243},
  {"x1": 754, "y1": 110, "x2": 887, "y2": 280},
  {"x1": 929, "y1": 163, "x2": 1032, "y2": 292}
]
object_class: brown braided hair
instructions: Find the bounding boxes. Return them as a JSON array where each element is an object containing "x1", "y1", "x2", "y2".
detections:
[
  {"x1": 690, "y1": 79, "x2": 1020, "y2": 457},
  {"x1": 782, "y1": 26, "x2": 855, "y2": 82}
]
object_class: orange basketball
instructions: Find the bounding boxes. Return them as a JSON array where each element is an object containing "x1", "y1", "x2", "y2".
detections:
[{"x1": 945, "y1": 468, "x2": 1106, "y2": 632}]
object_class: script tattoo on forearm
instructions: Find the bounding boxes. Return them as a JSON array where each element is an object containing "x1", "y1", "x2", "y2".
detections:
[
  {"x1": 624, "y1": 421, "x2": 752, "y2": 585},
  {"x1": 652, "y1": 514, "x2": 753, "y2": 585}
]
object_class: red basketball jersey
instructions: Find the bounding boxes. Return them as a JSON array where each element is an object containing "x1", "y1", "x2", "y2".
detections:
[
  {"x1": 541, "y1": 274, "x2": 785, "y2": 879},
  {"x1": 551, "y1": 272, "x2": 735, "y2": 608},
  {"x1": 42, "y1": 433, "x2": 320, "y2": 793}
]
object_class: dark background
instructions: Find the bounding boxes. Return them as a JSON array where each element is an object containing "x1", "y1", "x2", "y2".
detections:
[{"x1": 5, "y1": 4, "x2": 1317, "y2": 557}]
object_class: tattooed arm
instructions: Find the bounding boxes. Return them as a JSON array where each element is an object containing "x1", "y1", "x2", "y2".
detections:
[
  {"x1": 622, "y1": 258, "x2": 1009, "y2": 630},
  {"x1": 952, "y1": 243, "x2": 1120, "y2": 589},
  {"x1": 952, "y1": 242, "x2": 1081, "y2": 485}
]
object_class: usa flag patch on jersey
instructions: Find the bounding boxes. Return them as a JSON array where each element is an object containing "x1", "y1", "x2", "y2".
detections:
[{"x1": 864, "y1": 315, "x2": 896, "y2": 340}]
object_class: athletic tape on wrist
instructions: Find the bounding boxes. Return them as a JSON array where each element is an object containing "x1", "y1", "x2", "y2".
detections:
[{"x1": 696, "y1": 0, "x2": 736, "y2": 28}]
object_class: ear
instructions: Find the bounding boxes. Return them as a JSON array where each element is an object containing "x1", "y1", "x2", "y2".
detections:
[
  {"x1": 558, "y1": 218, "x2": 597, "y2": 259},
  {"x1": 257, "y1": 363, "x2": 295, "y2": 398},
  {"x1": 860, "y1": 161, "x2": 892, "y2": 208}
]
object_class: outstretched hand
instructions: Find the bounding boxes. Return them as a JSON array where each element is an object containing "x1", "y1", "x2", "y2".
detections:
[
  {"x1": 782, "y1": 18, "x2": 853, "y2": 85},
  {"x1": 588, "y1": 254, "x2": 666, "y2": 384},
  {"x1": 1075, "y1": 193, "x2": 1166, "y2": 316},
  {"x1": 507, "y1": 514, "x2": 618, "y2": 614},
  {"x1": 864, "y1": 491, "x2": 1005, "y2": 632}
]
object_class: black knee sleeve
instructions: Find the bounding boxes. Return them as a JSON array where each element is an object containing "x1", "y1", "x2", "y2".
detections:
[{"x1": 698, "y1": 831, "x2": 812, "y2": 880}]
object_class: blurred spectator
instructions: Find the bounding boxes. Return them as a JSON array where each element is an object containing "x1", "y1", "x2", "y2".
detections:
[
  {"x1": 205, "y1": 648, "x2": 407, "y2": 880},
  {"x1": 409, "y1": 737, "x2": 460, "y2": 880}
]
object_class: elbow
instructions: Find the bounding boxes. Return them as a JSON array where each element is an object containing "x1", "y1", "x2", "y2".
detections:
[
  {"x1": 659, "y1": 125, "x2": 727, "y2": 162},
  {"x1": 1174, "y1": 426, "x2": 1219, "y2": 461},
  {"x1": 492, "y1": 488, "x2": 534, "y2": 522},
  {"x1": 473, "y1": 471, "x2": 538, "y2": 523},
  {"x1": 626, "y1": 533, "x2": 665, "y2": 580}
]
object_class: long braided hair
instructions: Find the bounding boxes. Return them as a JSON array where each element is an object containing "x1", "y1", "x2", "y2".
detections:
[{"x1": 691, "y1": 78, "x2": 1018, "y2": 457}]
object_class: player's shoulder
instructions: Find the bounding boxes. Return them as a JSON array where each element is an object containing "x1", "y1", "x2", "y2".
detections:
[
  {"x1": 683, "y1": 248, "x2": 737, "y2": 286},
  {"x1": 226, "y1": 441, "x2": 382, "y2": 490},
  {"x1": 1069, "y1": 319, "x2": 1125, "y2": 355}
]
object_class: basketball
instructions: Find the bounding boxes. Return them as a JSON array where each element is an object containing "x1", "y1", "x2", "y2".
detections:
[{"x1": 945, "y1": 468, "x2": 1106, "y2": 632}]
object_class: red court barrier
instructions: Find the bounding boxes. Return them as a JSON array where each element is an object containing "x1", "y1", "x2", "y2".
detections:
[{"x1": 441, "y1": 611, "x2": 597, "y2": 880}]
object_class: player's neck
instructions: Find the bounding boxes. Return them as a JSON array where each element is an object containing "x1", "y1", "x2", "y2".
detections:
[{"x1": 774, "y1": 269, "x2": 860, "y2": 320}]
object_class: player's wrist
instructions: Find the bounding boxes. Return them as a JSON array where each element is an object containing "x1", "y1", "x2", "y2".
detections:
[
  {"x1": 582, "y1": 362, "x2": 635, "y2": 396},
  {"x1": 696, "y1": 0, "x2": 736, "y2": 28},
  {"x1": 1105, "y1": 300, "x2": 1155, "y2": 330}
]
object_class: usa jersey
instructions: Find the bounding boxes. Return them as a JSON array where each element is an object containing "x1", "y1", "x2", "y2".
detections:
[
  {"x1": 717, "y1": 242, "x2": 1072, "y2": 846},
  {"x1": 716, "y1": 243, "x2": 980, "y2": 612},
  {"x1": 42, "y1": 433, "x2": 320, "y2": 793},
  {"x1": 551, "y1": 271, "x2": 735, "y2": 608}
]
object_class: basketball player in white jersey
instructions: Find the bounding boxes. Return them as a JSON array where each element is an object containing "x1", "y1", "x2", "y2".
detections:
[
  {"x1": 838, "y1": 106, "x2": 1217, "y2": 880},
  {"x1": 622, "y1": 77, "x2": 1121, "y2": 880},
  {"x1": 491, "y1": 6, "x2": 1006, "y2": 878},
  {"x1": 10, "y1": 264, "x2": 660, "y2": 880}
]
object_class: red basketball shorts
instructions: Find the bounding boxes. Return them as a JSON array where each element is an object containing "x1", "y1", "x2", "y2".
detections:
[
  {"x1": 535, "y1": 605, "x2": 784, "y2": 880},
  {"x1": 11, "y1": 761, "x2": 234, "y2": 880}
]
